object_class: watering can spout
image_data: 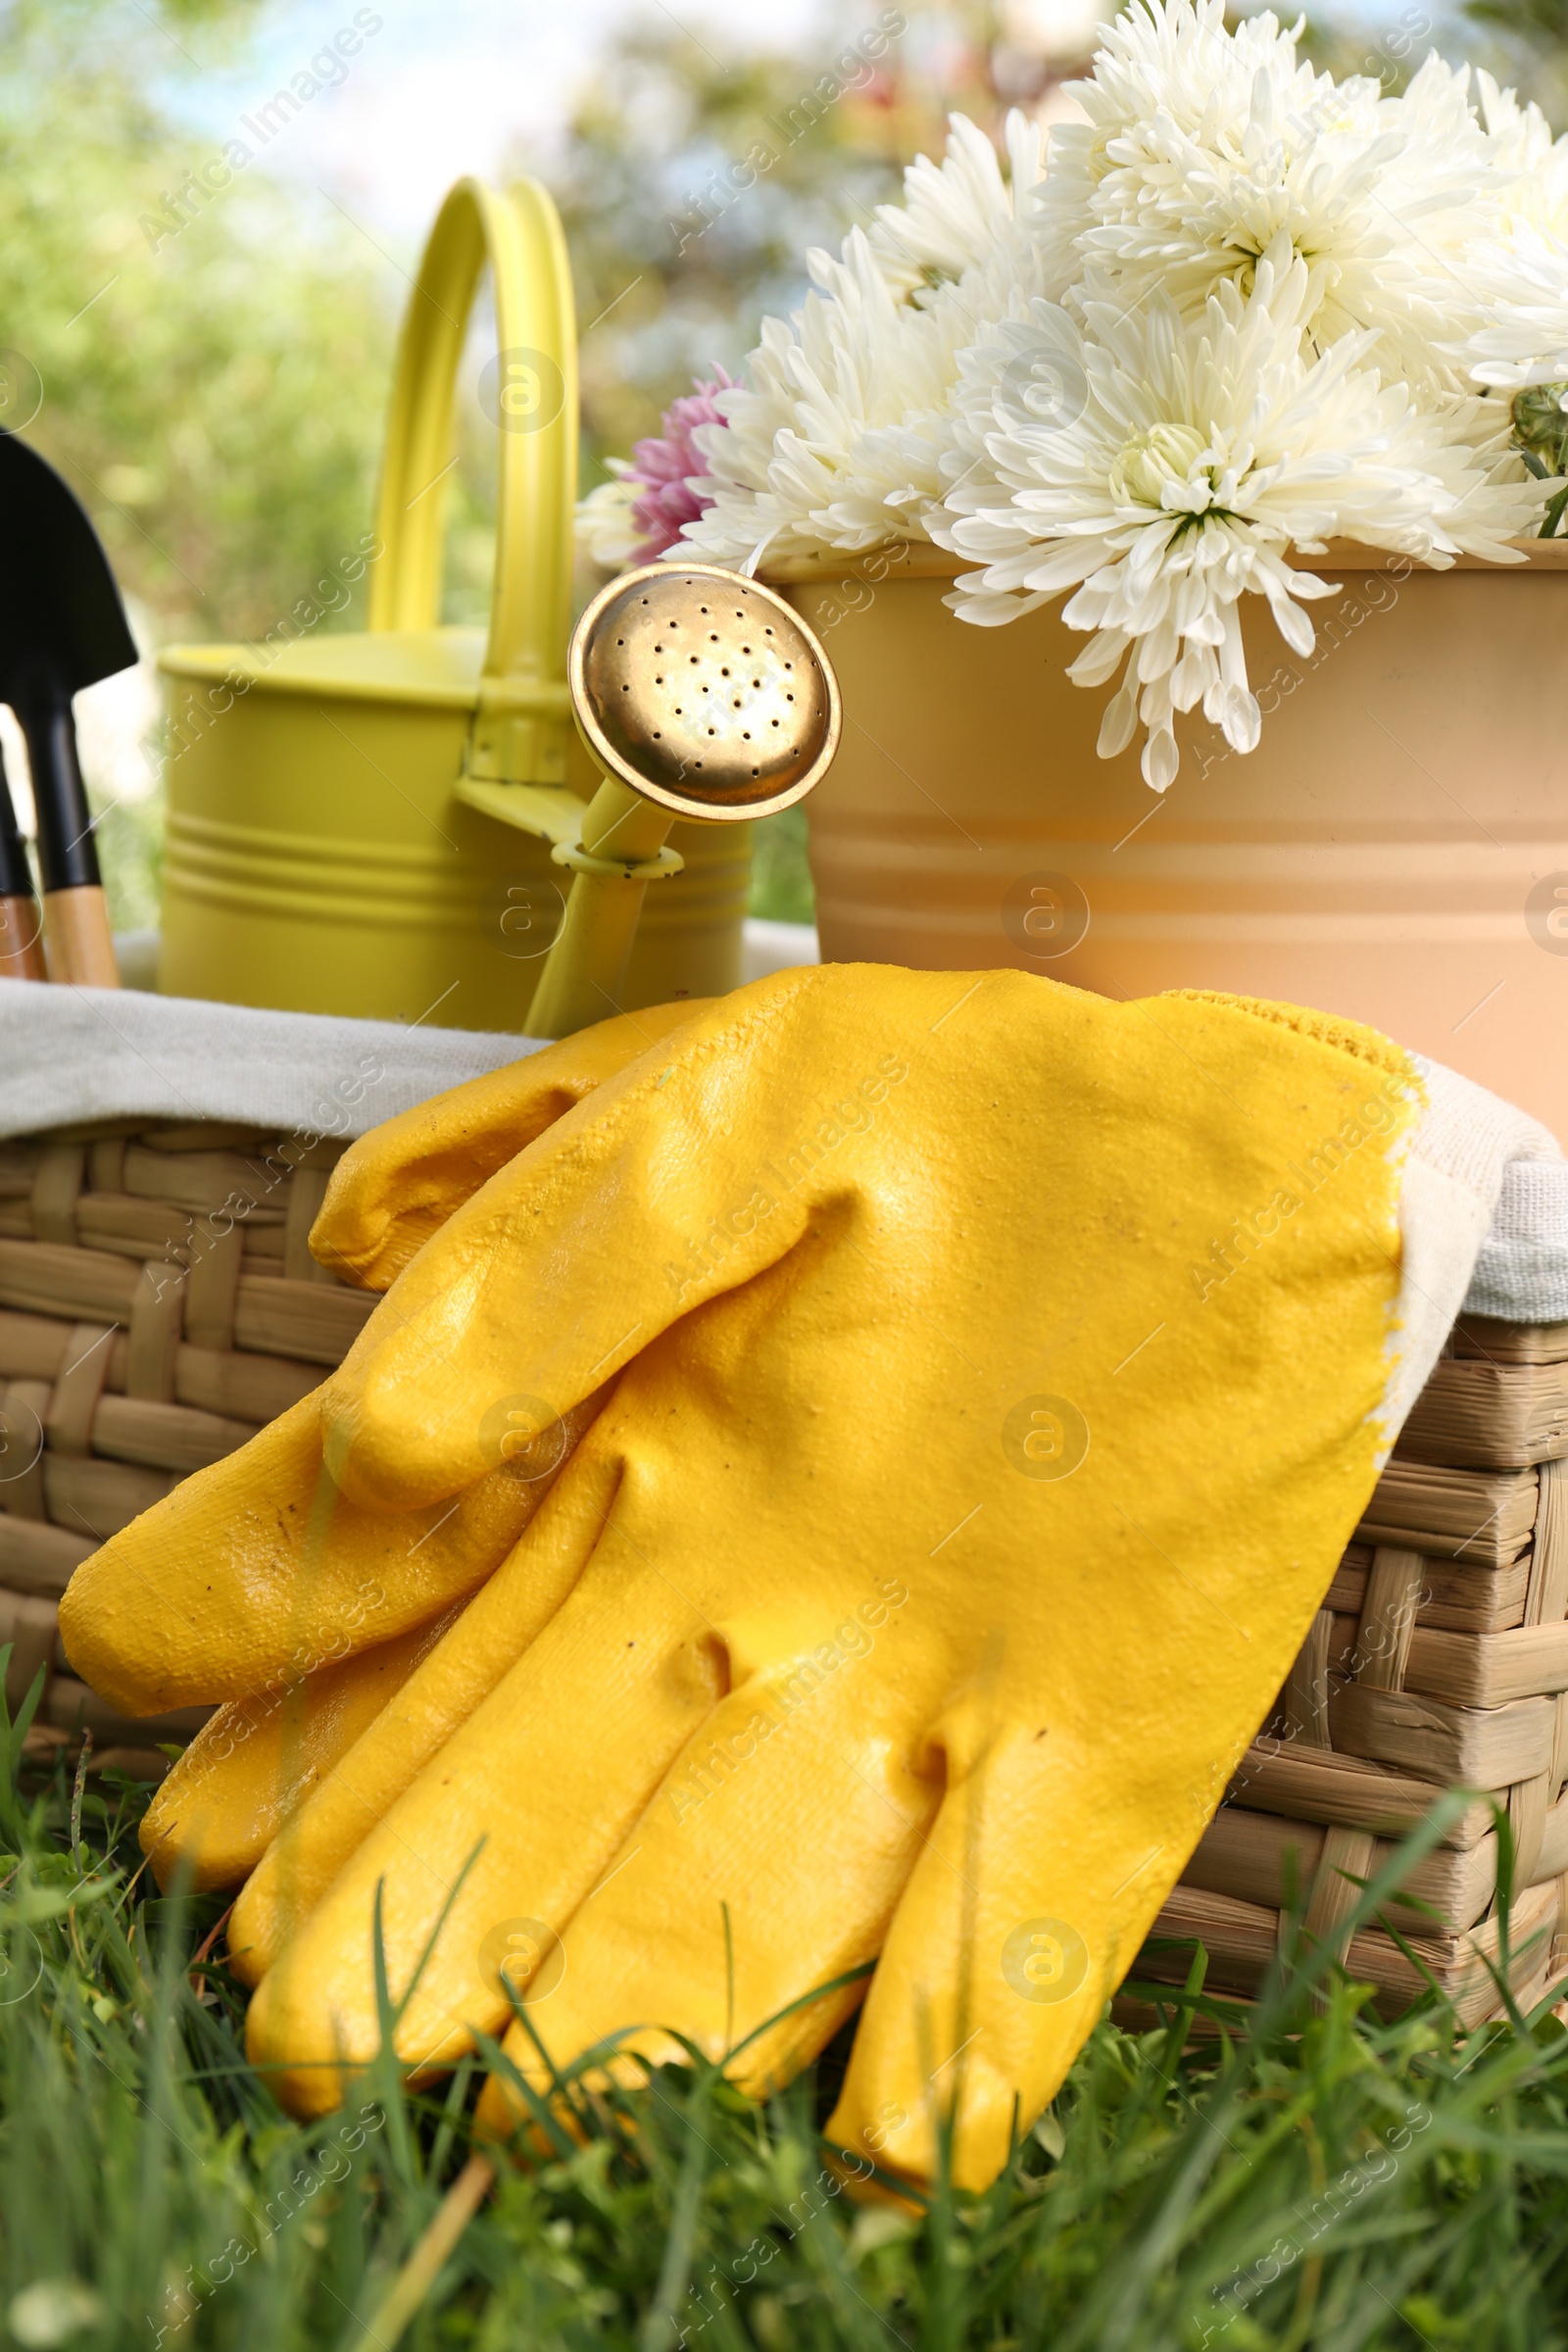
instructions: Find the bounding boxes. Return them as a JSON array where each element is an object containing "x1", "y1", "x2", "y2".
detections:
[{"x1": 522, "y1": 562, "x2": 842, "y2": 1041}]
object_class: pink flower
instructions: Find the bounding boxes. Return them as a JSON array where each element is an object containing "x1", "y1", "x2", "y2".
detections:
[{"x1": 627, "y1": 368, "x2": 736, "y2": 558}]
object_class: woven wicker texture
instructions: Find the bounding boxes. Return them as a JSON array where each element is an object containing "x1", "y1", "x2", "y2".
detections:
[
  {"x1": 1140, "y1": 1315, "x2": 1568, "y2": 2022},
  {"x1": 0, "y1": 1118, "x2": 372, "y2": 1772},
  {"x1": 4, "y1": 1112, "x2": 1565, "y2": 2020}
]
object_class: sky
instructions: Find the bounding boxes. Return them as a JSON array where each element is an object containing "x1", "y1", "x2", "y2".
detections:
[
  {"x1": 139, "y1": 0, "x2": 1470, "y2": 252},
  {"x1": 158, "y1": 0, "x2": 827, "y2": 237},
  {"x1": 140, "y1": 0, "x2": 1455, "y2": 254}
]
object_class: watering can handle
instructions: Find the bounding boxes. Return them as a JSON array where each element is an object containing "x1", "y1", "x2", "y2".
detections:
[{"x1": 368, "y1": 175, "x2": 578, "y2": 785}]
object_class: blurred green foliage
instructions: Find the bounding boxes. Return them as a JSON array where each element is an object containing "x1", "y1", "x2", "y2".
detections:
[
  {"x1": 1464, "y1": 0, "x2": 1568, "y2": 117},
  {"x1": 0, "y1": 0, "x2": 394, "y2": 928},
  {"x1": 1277, "y1": 0, "x2": 1568, "y2": 116},
  {"x1": 535, "y1": 17, "x2": 926, "y2": 480},
  {"x1": 0, "y1": 2, "x2": 392, "y2": 647}
]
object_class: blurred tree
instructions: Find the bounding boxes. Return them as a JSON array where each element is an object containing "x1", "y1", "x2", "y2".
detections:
[
  {"x1": 0, "y1": 4, "x2": 393, "y2": 646},
  {"x1": 1463, "y1": 0, "x2": 1568, "y2": 116},
  {"x1": 1282, "y1": 0, "x2": 1562, "y2": 120},
  {"x1": 0, "y1": 0, "x2": 395, "y2": 925},
  {"x1": 528, "y1": 1, "x2": 1111, "y2": 482},
  {"x1": 110, "y1": 0, "x2": 269, "y2": 20}
]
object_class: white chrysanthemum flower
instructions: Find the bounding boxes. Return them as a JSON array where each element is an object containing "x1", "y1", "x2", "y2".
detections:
[
  {"x1": 867, "y1": 111, "x2": 1054, "y2": 298},
  {"x1": 1037, "y1": 0, "x2": 1309, "y2": 260},
  {"x1": 653, "y1": 5, "x2": 1555, "y2": 679},
  {"x1": 1044, "y1": 3, "x2": 1497, "y2": 397},
  {"x1": 667, "y1": 114, "x2": 1057, "y2": 572},
  {"x1": 1454, "y1": 74, "x2": 1568, "y2": 393},
  {"x1": 576, "y1": 464, "x2": 646, "y2": 572},
  {"x1": 932, "y1": 246, "x2": 1546, "y2": 791},
  {"x1": 1477, "y1": 68, "x2": 1568, "y2": 219},
  {"x1": 1464, "y1": 220, "x2": 1568, "y2": 392}
]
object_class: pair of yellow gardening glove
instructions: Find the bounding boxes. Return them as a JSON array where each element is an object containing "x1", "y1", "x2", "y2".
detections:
[{"x1": 59, "y1": 965, "x2": 1420, "y2": 2192}]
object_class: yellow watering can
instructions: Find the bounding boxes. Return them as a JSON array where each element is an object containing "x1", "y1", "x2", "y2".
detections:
[{"x1": 156, "y1": 177, "x2": 754, "y2": 1030}]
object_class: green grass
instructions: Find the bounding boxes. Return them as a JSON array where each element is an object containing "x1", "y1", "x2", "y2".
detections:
[{"x1": 5, "y1": 1660, "x2": 1568, "y2": 2352}]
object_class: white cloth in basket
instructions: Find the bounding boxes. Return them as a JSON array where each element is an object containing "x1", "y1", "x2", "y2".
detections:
[
  {"x1": 3, "y1": 978, "x2": 1567, "y2": 1336},
  {"x1": 0, "y1": 978, "x2": 548, "y2": 1147}
]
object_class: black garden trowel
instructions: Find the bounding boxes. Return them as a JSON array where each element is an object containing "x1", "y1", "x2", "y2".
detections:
[{"x1": 0, "y1": 433, "x2": 137, "y2": 986}]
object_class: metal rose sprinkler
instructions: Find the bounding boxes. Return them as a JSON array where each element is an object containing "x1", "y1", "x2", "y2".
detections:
[{"x1": 523, "y1": 562, "x2": 841, "y2": 1041}]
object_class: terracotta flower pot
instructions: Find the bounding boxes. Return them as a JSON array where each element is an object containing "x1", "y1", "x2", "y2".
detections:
[{"x1": 774, "y1": 541, "x2": 1568, "y2": 1137}]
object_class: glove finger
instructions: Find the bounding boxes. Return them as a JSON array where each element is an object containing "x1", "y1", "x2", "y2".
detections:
[
  {"x1": 228, "y1": 1446, "x2": 619, "y2": 1987},
  {"x1": 242, "y1": 1538, "x2": 722, "y2": 2116},
  {"x1": 471, "y1": 1647, "x2": 943, "y2": 2144},
  {"x1": 58, "y1": 1390, "x2": 597, "y2": 1714},
  {"x1": 827, "y1": 1731, "x2": 1176, "y2": 2194},
  {"x1": 324, "y1": 965, "x2": 894, "y2": 1512},
  {"x1": 140, "y1": 1612, "x2": 455, "y2": 1894},
  {"x1": 313, "y1": 999, "x2": 713, "y2": 1291}
]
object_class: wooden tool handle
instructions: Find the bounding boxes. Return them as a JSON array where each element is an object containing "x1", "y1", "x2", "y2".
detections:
[
  {"x1": 0, "y1": 894, "x2": 47, "y2": 981},
  {"x1": 44, "y1": 886, "x2": 120, "y2": 987}
]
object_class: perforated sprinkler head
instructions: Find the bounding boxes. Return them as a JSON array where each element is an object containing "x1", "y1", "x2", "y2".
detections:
[
  {"x1": 522, "y1": 564, "x2": 841, "y2": 1042},
  {"x1": 569, "y1": 563, "x2": 840, "y2": 820}
]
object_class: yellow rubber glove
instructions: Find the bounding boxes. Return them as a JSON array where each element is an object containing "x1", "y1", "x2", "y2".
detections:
[
  {"x1": 57, "y1": 1004, "x2": 709, "y2": 1718},
  {"x1": 140, "y1": 1611, "x2": 460, "y2": 1892},
  {"x1": 233, "y1": 966, "x2": 1418, "y2": 2191},
  {"x1": 313, "y1": 1000, "x2": 712, "y2": 1291},
  {"x1": 61, "y1": 1004, "x2": 713, "y2": 1896},
  {"x1": 225, "y1": 1466, "x2": 618, "y2": 1984},
  {"x1": 59, "y1": 1397, "x2": 598, "y2": 1719}
]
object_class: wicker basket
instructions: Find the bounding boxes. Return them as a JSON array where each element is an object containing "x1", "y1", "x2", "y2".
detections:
[
  {"x1": 1138, "y1": 1315, "x2": 1568, "y2": 2023},
  {"x1": 0, "y1": 1116, "x2": 375, "y2": 1774},
  {"x1": 6, "y1": 1110, "x2": 1567, "y2": 2021}
]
